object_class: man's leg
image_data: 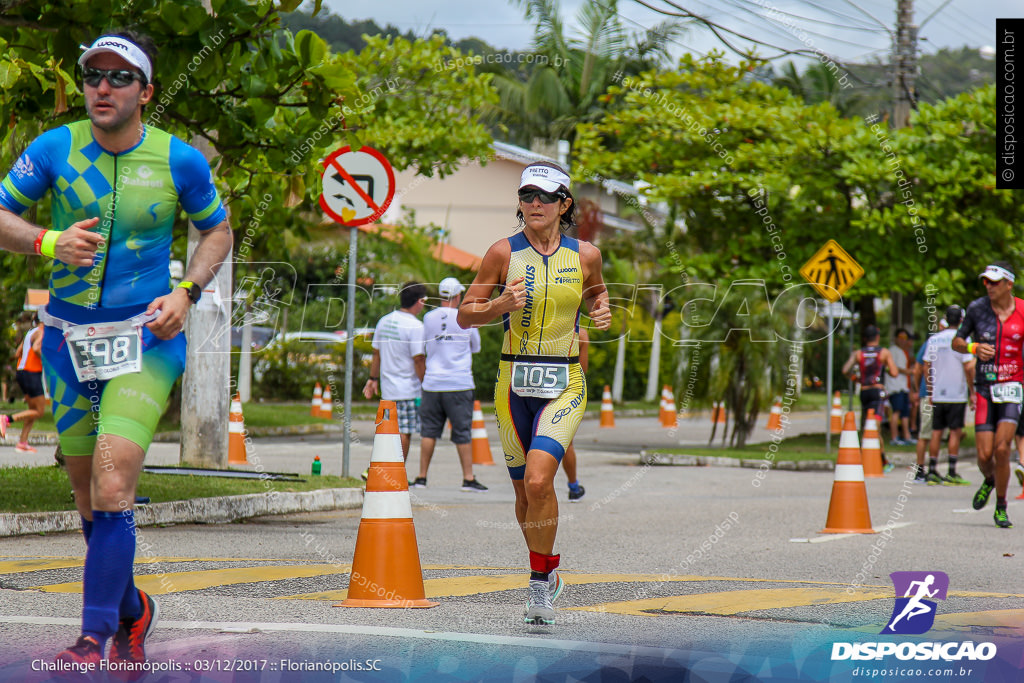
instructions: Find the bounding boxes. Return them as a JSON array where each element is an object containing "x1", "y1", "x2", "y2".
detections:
[
  {"x1": 455, "y1": 442, "x2": 475, "y2": 481},
  {"x1": 81, "y1": 434, "x2": 146, "y2": 646},
  {"x1": 562, "y1": 443, "x2": 577, "y2": 483},
  {"x1": 993, "y1": 421, "x2": 1015, "y2": 501},
  {"x1": 418, "y1": 437, "x2": 436, "y2": 479},
  {"x1": 400, "y1": 433, "x2": 411, "y2": 461}
]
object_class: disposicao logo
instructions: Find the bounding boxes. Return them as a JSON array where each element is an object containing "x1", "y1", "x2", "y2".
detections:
[
  {"x1": 831, "y1": 571, "x2": 997, "y2": 662},
  {"x1": 882, "y1": 570, "x2": 948, "y2": 635}
]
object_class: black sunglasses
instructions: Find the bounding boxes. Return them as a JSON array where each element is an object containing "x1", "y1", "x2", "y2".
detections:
[
  {"x1": 82, "y1": 67, "x2": 147, "y2": 88},
  {"x1": 518, "y1": 189, "x2": 564, "y2": 204}
]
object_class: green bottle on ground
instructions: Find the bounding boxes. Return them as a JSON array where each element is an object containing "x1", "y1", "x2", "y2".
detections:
[{"x1": 312, "y1": 455, "x2": 322, "y2": 476}]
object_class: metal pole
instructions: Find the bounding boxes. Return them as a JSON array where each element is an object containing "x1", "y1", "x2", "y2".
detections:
[
  {"x1": 342, "y1": 225, "x2": 358, "y2": 478},
  {"x1": 848, "y1": 312, "x2": 856, "y2": 411},
  {"x1": 826, "y1": 305, "x2": 834, "y2": 455}
]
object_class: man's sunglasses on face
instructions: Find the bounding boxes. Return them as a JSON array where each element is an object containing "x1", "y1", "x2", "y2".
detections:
[{"x1": 82, "y1": 67, "x2": 147, "y2": 88}]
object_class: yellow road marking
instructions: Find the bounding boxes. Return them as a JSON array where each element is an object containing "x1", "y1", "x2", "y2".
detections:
[
  {"x1": 569, "y1": 587, "x2": 893, "y2": 616},
  {"x1": 32, "y1": 564, "x2": 354, "y2": 594},
  {"x1": 0, "y1": 559, "x2": 85, "y2": 574},
  {"x1": 931, "y1": 609, "x2": 1024, "y2": 634}
]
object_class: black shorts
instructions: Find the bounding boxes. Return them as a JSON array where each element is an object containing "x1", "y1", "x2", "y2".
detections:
[
  {"x1": 419, "y1": 389, "x2": 474, "y2": 443},
  {"x1": 975, "y1": 387, "x2": 1021, "y2": 433},
  {"x1": 860, "y1": 387, "x2": 886, "y2": 430},
  {"x1": 15, "y1": 370, "x2": 44, "y2": 399},
  {"x1": 931, "y1": 402, "x2": 966, "y2": 431}
]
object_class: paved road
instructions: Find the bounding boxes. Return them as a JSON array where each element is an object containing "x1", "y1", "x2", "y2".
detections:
[{"x1": 1, "y1": 412, "x2": 1022, "y2": 682}]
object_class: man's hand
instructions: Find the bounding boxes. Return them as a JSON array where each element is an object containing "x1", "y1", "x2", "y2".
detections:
[
  {"x1": 362, "y1": 379, "x2": 378, "y2": 400},
  {"x1": 144, "y1": 287, "x2": 192, "y2": 340},
  {"x1": 53, "y1": 218, "x2": 104, "y2": 267},
  {"x1": 497, "y1": 276, "x2": 527, "y2": 314},
  {"x1": 975, "y1": 343, "x2": 995, "y2": 361},
  {"x1": 589, "y1": 297, "x2": 612, "y2": 330}
]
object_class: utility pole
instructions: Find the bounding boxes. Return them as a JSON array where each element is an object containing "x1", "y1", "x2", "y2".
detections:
[
  {"x1": 892, "y1": 0, "x2": 917, "y2": 130},
  {"x1": 890, "y1": 0, "x2": 917, "y2": 335}
]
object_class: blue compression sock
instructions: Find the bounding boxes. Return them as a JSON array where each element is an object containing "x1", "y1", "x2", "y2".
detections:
[
  {"x1": 80, "y1": 514, "x2": 141, "y2": 620},
  {"x1": 82, "y1": 510, "x2": 138, "y2": 644}
]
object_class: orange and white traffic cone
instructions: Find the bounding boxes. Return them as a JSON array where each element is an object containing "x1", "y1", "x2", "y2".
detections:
[
  {"x1": 662, "y1": 385, "x2": 678, "y2": 429},
  {"x1": 600, "y1": 385, "x2": 615, "y2": 428},
  {"x1": 338, "y1": 401, "x2": 438, "y2": 609},
  {"x1": 830, "y1": 392, "x2": 843, "y2": 435},
  {"x1": 766, "y1": 397, "x2": 783, "y2": 431},
  {"x1": 861, "y1": 409, "x2": 884, "y2": 478},
  {"x1": 821, "y1": 411, "x2": 875, "y2": 534},
  {"x1": 471, "y1": 400, "x2": 495, "y2": 466},
  {"x1": 712, "y1": 401, "x2": 726, "y2": 424},
  {"x1": 320, "y1": 386, "x2": 333, "y2": 420},
  {"x1": 311, "y1": 382, "x2": 323, "y2": 417},
  {"x1": 228, "y1": 392, "x2": 248, "y2": 465}
]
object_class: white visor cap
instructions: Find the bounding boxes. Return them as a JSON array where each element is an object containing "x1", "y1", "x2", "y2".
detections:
[
  {"x1": 519, "y1": 165, "x2": 570, "y2": 194},
  {"x1": 79, "y1": 36, "x2": 153, "y2": 83}
]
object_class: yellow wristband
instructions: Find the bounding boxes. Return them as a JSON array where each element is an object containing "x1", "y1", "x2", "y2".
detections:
[
  {"x1": 967, "y1": 342, "x2": 977, "y2": 355},
  {"x1": 40, "y1": 229, "x2": 60, "y2": 258}
]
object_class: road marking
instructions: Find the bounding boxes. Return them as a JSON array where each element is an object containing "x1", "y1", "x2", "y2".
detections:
[
  {"x1": 0, "y1": 616, "x2": 686, "y2": 659},
  {"x1": 790, "y1": 521, "x2": 913, "y2": 543},
  {"x1": 570, "y1": 587, "x2": 894, "y2": 616},
  {"x1": 930, "y1": 609, "x2": 1024, "y2": 635},
  {"x1": 31, "y1": 564, "x2": 355, "y2": 594}
]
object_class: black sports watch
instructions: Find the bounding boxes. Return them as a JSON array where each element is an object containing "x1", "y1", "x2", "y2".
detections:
[{"x1": 177, "y1": 281, "x2": 202, "y2": 305}]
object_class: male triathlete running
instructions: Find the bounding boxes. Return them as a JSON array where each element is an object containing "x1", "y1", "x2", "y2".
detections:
[
  {"x1": 842, "y1": 324, "x2": 899, "y2": 469},
  {"x1": 0, "y1": 31, "x2": 233, "y2": 662},
  {"x1": 458, "y1": 162, "x2": 611, "y2": 625},
  {"x1": 952, "y1": 262, "x2": 1024, "y2": 529}
]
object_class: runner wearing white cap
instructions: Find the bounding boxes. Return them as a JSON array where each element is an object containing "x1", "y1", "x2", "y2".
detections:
[
  {"x1": 458, "y1": 161, "x2": 611, "y2": 625},
  {"x1": 953, "y1": 260, "x2": 1024, "y2": 528}
]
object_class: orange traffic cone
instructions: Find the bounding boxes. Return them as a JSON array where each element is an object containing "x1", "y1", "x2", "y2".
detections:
[
  {"x1": 320, "y1": 385, "x2": 333, "y2": 420},
  {"x1": 228, "y1": 392, "x2": 248, "y2": 465},
  {"x1": 821, "y1": 411, "x2": 875, "y2": 534},
  {"x1": 662, "y1": 385, "x2": 678, "y2": 429},
  {"x1": 712, "y1": 401, "x2": 726, "y2": 424},
  {"x1": 830, "y1": 392, "x2": 843, "y2": 434},
  {"x1": 471, "y1": 400, "x2": 495, "y2": 466},
  {"x1": 861, "y1": 409, "x2": 884, "y2": 477},
  {"x1": 766, "y1": 397, "x2": 783, "y2": 431},
  {"x1": 311, "y1": 382, "x2": 323, "y2": 417},
  {"x1": 600, "y1": 385, "x2": 615, "y2": 428},
  {"x1": 338, "y1": 401, "x2": 438, "y2": 609}
]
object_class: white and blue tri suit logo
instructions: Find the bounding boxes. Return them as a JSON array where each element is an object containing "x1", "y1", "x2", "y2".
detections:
[{"x1": 881, "y1": 571, "x2": 949, "y2": 635}]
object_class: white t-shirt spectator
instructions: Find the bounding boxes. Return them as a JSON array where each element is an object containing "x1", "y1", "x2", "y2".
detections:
[
  {"x1": 372, "y1": 310, "x2": 425, "y2": 400},
  {"x1": 885, "y1": 344, "x2": 911, "y2": 395},
  {"x1": 422, "y1": 306, "x2": 480, "y2": 391},
  {"x1": 922, "y1": 328, "x2": 973, "y2": 403}
]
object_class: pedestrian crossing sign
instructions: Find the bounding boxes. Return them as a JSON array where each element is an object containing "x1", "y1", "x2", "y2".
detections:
[{"x1": 799, "y1": 240, "x2": 863, "y2": 302}]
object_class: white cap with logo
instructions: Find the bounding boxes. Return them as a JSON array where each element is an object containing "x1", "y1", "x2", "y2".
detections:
[
  {"x1": 79, "y1": 35, "x2": 153, "y2": 83},
  {"x1": 439, "y1": 277, "x2": 465, "y2": 298},
  {"x1": 979, "y1": 264, "x2": 1015, "y2": 283},
  {"x1": 519, "y1": 165, "x2": 571, "y2": 194}
]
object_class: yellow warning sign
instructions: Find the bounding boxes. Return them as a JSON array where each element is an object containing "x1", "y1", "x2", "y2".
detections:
[{"x1": 799, "y1": 240, "x2": 863, "y2": 302}]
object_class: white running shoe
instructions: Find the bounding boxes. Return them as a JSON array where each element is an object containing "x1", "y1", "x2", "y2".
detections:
[{"x1": 524, "y1": 579, "x2": 555, "y2": 625}]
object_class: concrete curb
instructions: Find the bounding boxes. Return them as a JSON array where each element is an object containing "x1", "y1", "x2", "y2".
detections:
[
  {"x1": 0, "y1": 488, "x2": 363, "y2": 538},
  {"x1": 639, "y1": 451, "x2": 835, "y2": 471}
]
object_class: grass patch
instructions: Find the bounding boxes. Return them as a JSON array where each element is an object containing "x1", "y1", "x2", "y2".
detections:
[{"x1": 0, "y1": 465, "x2": 361, "y2": 514}]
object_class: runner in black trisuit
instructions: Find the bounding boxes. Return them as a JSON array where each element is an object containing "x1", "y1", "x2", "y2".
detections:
[
  {"x1": 952, "y1": 261, "x2": 1023, "y2": 528},
  {"x1": 842, "y1": 324, "x2": 899, "y2": 466}
]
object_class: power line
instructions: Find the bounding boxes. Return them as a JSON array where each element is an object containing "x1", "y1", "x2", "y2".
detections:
[
  {"x1": 789, "y1": 0, "x2": 885, "y2": 31},
  {"x1": 628, "y1": 0, "x2": 830, "y2": 60},
  {"x1": 591, "y1": 0, "x2": 713, "y2": 58},
  {"x1": 718, "y1": 0, "x2": 889, "y2": 52},
  {"x1": 737, "y1": 0, "x2": 890, "y2": 35}
]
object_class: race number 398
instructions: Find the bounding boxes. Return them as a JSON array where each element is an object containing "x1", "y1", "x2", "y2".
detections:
[{"x1": 73, "y1": 336, "x2": 136, "y2": 366}]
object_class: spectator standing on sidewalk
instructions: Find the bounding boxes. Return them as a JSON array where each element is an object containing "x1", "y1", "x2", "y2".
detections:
[
  {"x1": 412, "y1": 277, "x2": 487, "y2": 492},
  {"x1": 885, "y1": 328, "x2": 916, "y2": 445},
  {"x1": 363, "y1": 282, "x2": 426, "y2": 463}
]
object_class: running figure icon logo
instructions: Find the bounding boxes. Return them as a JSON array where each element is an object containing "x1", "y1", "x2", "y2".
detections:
[{"x1": 881, "y1": 571, "x2": 949, "y2": 635}]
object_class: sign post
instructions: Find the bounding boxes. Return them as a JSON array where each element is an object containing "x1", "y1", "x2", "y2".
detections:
[
  {"x1": 319, "y1": 146, "x2": 396, "y2": 477},
  {"x1": 800, "y1": 240, "x2": 864, "y2": 456}
]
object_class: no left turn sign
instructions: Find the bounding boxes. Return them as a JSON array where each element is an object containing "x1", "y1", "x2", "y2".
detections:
[{"x1": 319, "y1": 146, "x2": 396, "y2": 227}]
